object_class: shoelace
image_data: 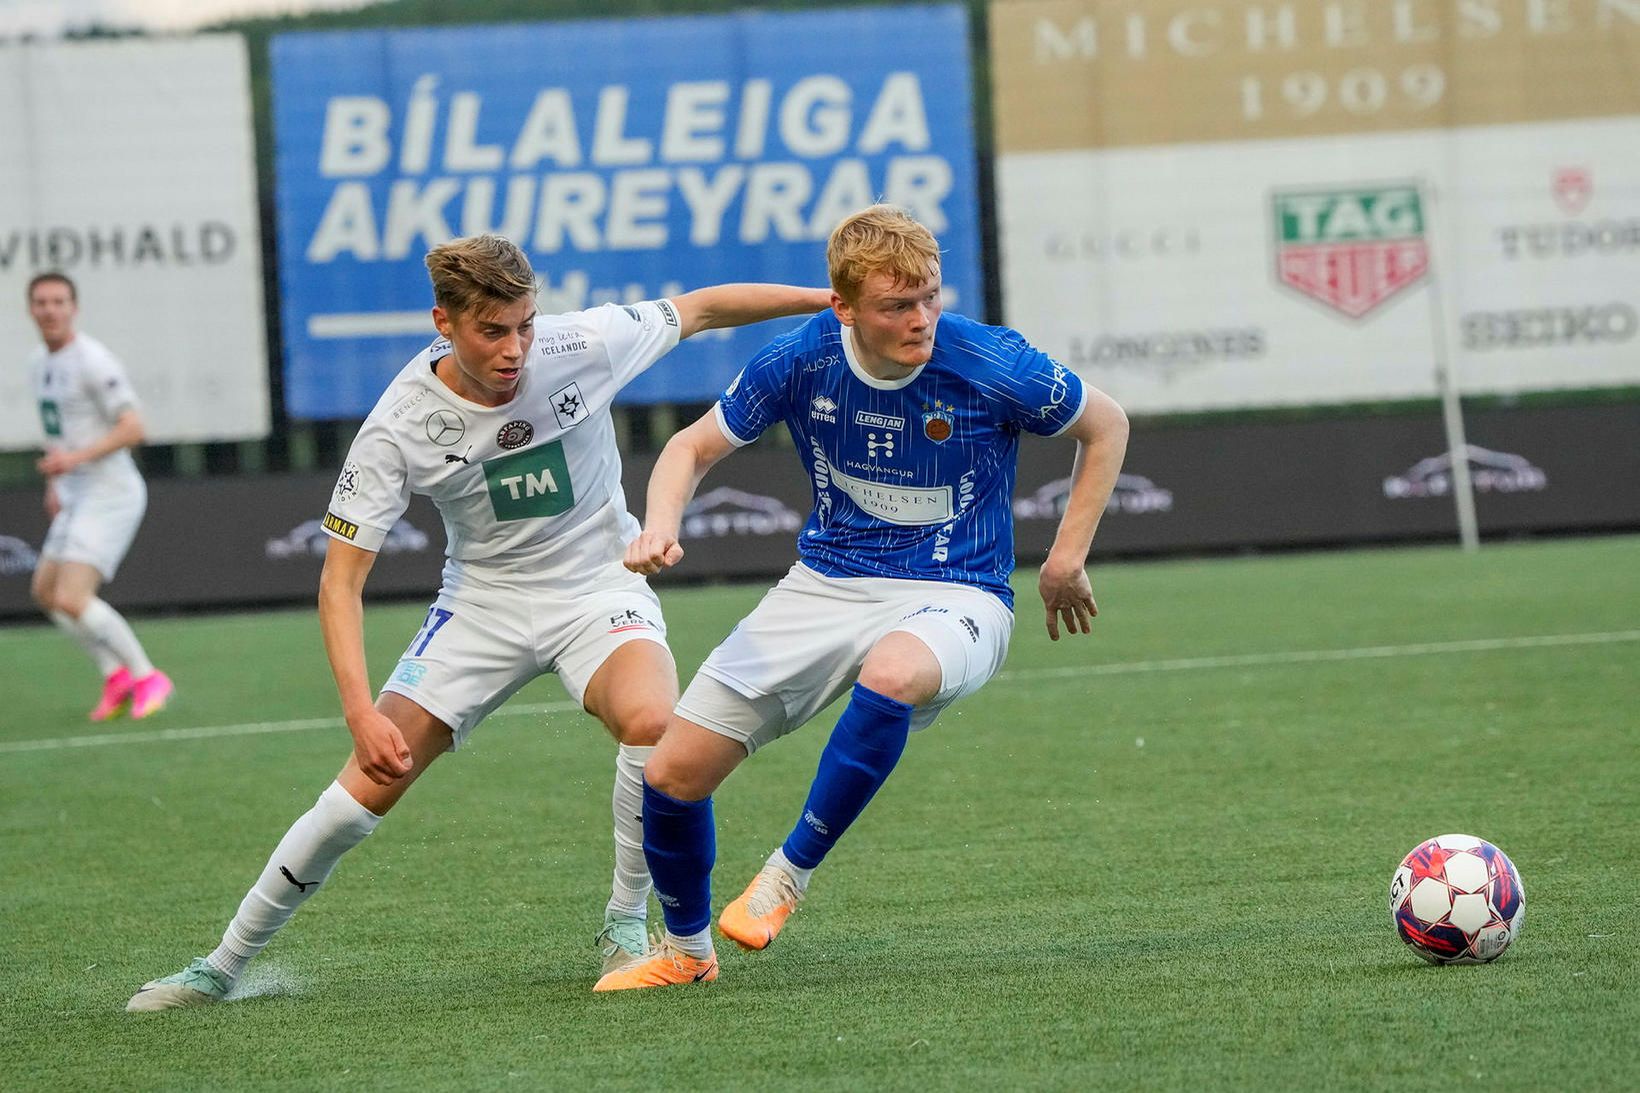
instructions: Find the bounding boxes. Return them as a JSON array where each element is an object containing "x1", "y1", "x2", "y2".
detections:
[
  {"x1": 596, "y1": 921, "x2": 646, "y2": 958},
  {"x1": 177, "y1": 959, "x2": 229, "y2": 994},
  {"x1": 744, "y1": 868, "x2": 803, "y2": 917}
]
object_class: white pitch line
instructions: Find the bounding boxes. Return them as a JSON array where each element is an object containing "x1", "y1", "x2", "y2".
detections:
[
  {"x1": 0, "y1": 700, "x2": 580, "y2": 755},
  {"x1": 3, "y1": 629, "x2": 1635, "y2": 756},
  {"x1": 998, "y1": 628, "x2": 1640, "y2": 681}
]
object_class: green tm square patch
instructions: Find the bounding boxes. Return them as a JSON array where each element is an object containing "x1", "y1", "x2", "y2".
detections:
[
  {"x1": 39, "y1": 400, "x2": 62, "y2": 438},
  {"x1": 484, "y1": 440, "x2": 574, "y2": 520}
]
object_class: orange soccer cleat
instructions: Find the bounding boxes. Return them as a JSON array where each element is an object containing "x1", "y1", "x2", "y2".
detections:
[
  {"x1": 592, "y1": 936, "x2": 718, "y2": 992},
  {"x1": 717, "y1": 864, "x2": 804, "y2": 951}
]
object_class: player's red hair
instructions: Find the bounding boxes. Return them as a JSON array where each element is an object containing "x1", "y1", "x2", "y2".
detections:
[{"x1": 826, "y1": 205, "x2": 941, "y2": 303}]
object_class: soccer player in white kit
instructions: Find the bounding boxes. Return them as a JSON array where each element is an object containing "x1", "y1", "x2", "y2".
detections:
[
  {"x1": 26, "y1": 272, "x2": 173, "y2": 722},
  {"x1": 126, "y1": 235, "x2": 830, "y2": 1010},
  {"x1": 596, "y1": 206, "x2": 1129, "y2": 990}
]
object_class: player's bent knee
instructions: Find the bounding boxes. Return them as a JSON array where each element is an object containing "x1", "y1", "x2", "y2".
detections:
[
  {"x1": 642, "y1": 753, "x2": 711, "y2": 802},
  {"x1": 855, "y1": 665, "x2": 937, "y2": 708},
  {"x1": 613, "y1": 704, "x2": 670, "y2": 748}
]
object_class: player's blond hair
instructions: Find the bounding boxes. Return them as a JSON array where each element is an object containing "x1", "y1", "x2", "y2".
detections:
[
  {"x1": 826, "y1": 205, "x2": 941, "y2": 303},
  {"x1": 424, "y1": 235, "x2": 536, "y2": 317}
]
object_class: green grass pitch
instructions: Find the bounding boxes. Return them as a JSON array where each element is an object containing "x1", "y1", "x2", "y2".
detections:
[{"x1": 3, "y1": 536, "x2": 1637, "y2": 1090}]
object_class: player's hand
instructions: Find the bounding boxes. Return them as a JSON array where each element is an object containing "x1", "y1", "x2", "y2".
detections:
[
  {"x1": 1039, "y1": 555, "x2": 1097, "y2": 641},
  {"x1": 347, "y1": 708, "x2": 414, "y2": 785},
  {"x1": 624, "y1": 528, "x2": 684, "y2": 575},
  {"x1": 37, "y1": 448, "x2": 81, "y2": 476}
]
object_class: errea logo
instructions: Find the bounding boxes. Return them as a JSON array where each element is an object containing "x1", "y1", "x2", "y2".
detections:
[
  {"x1": 484, "y1": 441, "x2": 575, "y2": 520},
  {"x1": 810, "y1": 395, "x2": 838, "y2": 423}
]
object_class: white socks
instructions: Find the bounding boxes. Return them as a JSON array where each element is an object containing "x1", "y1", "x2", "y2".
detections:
[
  {"x1": 48, "y1": 609, "x2": 122, "y2": 676},
  {"x1": 206, "y1": 781, "x2": 382, "y2": 981},
  {"x1": 75, "y1": 598, "x2": 154, "y2": 677},
  {"x1": 607, "y1": 744, "x2": 653, "y2": 919},
  {"x1": 768, "y1": 846, "x2": 814, "y2": 892},
  {"x1": 669, "y1": 928, "x2": 714, "y2": 958}
]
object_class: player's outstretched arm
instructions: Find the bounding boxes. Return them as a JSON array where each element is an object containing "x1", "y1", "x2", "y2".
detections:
[
  {"x1": 319, "y1": 538, "x2": 413, "y2": 784},
  {"x1": 625, "y1": 410, "x2": 740, "y2": 575},
  {"x1": 1039, "y1": 387, "x2": 1129, "y2": 641},
  {"x1": 36, "y1": 408, "x2": 144, "y2": 477},
  {"x1": 668, "y1": 284, "x2": 832, "y2": 340}
]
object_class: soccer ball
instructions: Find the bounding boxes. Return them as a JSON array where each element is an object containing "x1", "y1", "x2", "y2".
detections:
[{"x1": 1389, "y1": 834, "x2": 1525, "y2": 964}]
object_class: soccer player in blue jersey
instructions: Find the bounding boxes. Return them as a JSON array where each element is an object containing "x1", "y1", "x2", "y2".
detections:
[{"x1": 595, "y1": 205, "x2": 1129, "y2": 990}]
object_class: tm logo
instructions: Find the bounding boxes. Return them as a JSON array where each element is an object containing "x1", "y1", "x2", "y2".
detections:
[{"x1": 484, "y1": 441, "x2": 575, "y2": 520}]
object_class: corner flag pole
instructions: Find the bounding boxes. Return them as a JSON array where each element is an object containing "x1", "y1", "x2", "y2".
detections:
[{"x1": 1419, "y1": 178, "x2": 1480, "y2": 553}]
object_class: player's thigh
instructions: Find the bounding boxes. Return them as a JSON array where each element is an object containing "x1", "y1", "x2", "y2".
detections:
[
  {"x1": 676, "y1": 671, "x2": 794, "y2": 758},
  {"x1": 580, "y1": 636, "x2": 678, "y2": 747},
  {"x1": 882, "y1": 588, "x2": 1014, "y2": 732},
  {"x1": 379, "y1": 588, "x2": 539, "y2": 748},
  {"x1": 858, "y1": 631, "x2": 945, "y2": 706},
  {"x1": 553, "y1": 581, "x2": 675, "y2": 737},
  {"x1": 644, "y1": 710, "x2": 758, "y2": 801},
  {"x1": 336, "y1": 691, "x2": 455, "y2": 815},
  {"x1": 48, "y1": 560, "x2": 105, "y2": 615},
  {"x1": 29, "y1": 557, "x2": 60, "y2": 608},
  {"x1": 687, "y1": 567, "x2": 875, "y2": 750},
  {"x1": 42, "y1": 492, "x2": 142, "y2": 582}
]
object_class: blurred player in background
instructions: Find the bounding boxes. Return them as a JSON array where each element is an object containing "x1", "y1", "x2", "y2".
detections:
[
  {"x1": 127, "y1": 234, "x2": 829, "y2": 1010},
  {"x1": 26, "y1": 272, "x2": 173, "y2": 722},
  {"x1": 596, "y1": 205, "x2": 1129, "y2": 990}
]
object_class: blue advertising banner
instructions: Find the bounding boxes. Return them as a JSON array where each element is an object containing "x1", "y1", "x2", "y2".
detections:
[{"x1": 271, "y1": 5, "x2": 980, "y2": 418}]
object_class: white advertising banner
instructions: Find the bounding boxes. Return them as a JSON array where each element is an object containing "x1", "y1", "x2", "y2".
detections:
[
  {"x1": 0, "y1": 35, "x2": 269, "y2": 448},
  {"x1": 989, "y1": 0, "x2": 1640, "y2": 413}
]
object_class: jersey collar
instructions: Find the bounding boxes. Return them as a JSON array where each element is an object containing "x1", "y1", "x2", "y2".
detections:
[
  {"x1": 425, "y1": 352, "x2": 529, "y2": 413},
  {"x1": 841, "y1": 324, "x2": 926, "y2": 390}
]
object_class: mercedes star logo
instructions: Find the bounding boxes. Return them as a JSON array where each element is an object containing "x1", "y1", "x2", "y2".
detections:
[{"x1": 426, "y1": 409, "x2": 465, "y2": 446}]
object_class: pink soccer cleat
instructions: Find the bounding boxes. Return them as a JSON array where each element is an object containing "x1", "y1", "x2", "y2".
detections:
[
  {"x1": 89, "y1": 667, "x2": 136, "y2": 722},
  {"x1": 130, "y1": 670, "x2": 175, "y2": 719}
]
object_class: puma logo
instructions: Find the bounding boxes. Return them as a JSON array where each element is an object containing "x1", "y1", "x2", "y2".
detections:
[{"x1": 280, "y1": 866, "x2": 318, "y2": 892}]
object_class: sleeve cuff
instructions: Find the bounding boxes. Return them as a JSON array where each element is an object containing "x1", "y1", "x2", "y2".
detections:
[
  {"x1": 713, "y1": 402, "x2": 755, "y2": 447},
  {"x1": 321, "y1": 510, "x2": 386, "y2": 552},
  {"x1": 1047, "y1": 382, "x2": 1089, "y2": 437}
]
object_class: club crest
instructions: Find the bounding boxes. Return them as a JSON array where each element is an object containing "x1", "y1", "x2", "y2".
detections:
[
  {"x1": 497, "y1": 420, "x2": 534, "y2": 449},
  {"x1": 922, "y1": 400, "x2": 954, "y2": 444}
]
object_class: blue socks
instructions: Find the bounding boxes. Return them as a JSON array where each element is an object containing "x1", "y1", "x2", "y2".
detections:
[
  {"x1": 781, "y1": 682, "x2": 914, "y2": 870},
  {"x1": 642, "y1": 781, "x2": 716, "y2": 937},
  {"x1": 642, "y1": 683, "x2": 914, "y2": 938}
]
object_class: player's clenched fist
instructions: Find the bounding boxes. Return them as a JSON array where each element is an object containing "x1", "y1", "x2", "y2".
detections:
[
  {"x1": 347, "y1": 708, "x2": 414, "y2": 784},
  {"x1": 624, "y1": 528, "x2": 684, "y2": 575}
]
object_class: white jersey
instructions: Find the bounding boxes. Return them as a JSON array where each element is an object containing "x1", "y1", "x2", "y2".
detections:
[
  {"x1": 30, "y1": 332, "x2": 143, "y2": 497},
  {"x1": 323, "y1": 299, "x2": 682, "y2": 586}
]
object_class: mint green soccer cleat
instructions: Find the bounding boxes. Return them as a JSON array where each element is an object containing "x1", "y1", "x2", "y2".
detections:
[
  {"x1": 126, "y1": 957, "x2": 232, "y2": 1012},
  {"x1": 596, "y1": 913, "x2": 650, "y2": 977}
]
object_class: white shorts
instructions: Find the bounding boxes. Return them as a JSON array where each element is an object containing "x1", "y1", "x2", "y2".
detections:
[
  {"x1": 379, "y1": 561, "x2": 669, "y2": 747},
  {"x1": 678, "y1": 562, "x2": 1013, "y2": 754},
  {"x1": 41, "y1": 479, "x2": 147, "y2": 581}
]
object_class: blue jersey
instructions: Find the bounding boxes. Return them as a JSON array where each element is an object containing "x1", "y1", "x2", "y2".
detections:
[{"x1": 717, "y1": 310, "x2": 1086, "y2": 607}]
